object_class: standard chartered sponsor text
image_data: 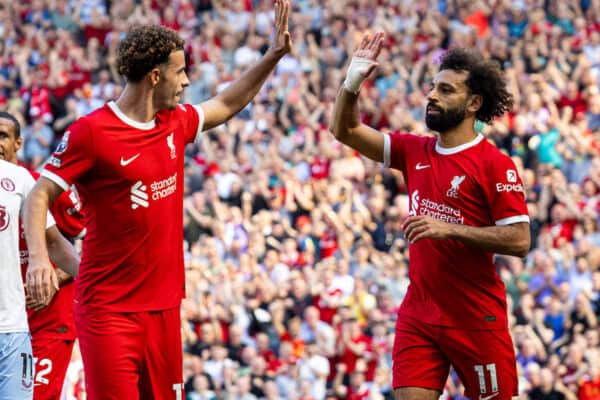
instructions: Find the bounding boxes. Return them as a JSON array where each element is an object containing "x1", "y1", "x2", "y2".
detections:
[
  {"x1": 419, "y1": 198, "x2": 465, "y2": 224},
  {"x1": 151, "y1": 173, "x2": 177, "y2": 200}
]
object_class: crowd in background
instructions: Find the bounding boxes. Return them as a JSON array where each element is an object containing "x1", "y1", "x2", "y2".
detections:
[{"x1": 2, "y1": 0, "x2": 600, "y2": 399}]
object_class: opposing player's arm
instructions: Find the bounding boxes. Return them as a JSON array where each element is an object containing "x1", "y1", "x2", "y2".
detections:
[
  {"x1": 329, "y1": 32, "x2": 387, "y2": 163},
  {"x1": 330, "y1": 87, "x2": 385, "y2": 162},
  {"x1": 24, "y1": 177, "x2": 66, "y2": 305},
  {"x1": 198, "y1": 0, "x2": 291, "y2": 130},
  {"x1": 45, "y1": 225, "x2": 79, "y2": 277}
]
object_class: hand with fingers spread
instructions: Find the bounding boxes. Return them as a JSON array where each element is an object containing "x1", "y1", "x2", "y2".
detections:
[
  {"x1": 402, "y1": 215, "x2": 453, "y2": 244},
  {"x1": 269, "y1": 0, "x2": 292, "y2": 57},
  {"x1": 343, "y1": 32, "x2": 386, "y2": 94},
  {"x1": 26, "y1": 257, "x2": 59, "y2": 308}
]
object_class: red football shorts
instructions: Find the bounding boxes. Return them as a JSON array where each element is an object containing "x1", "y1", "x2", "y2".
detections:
[
  {"x1": 31, "y1": 337, "x2": 75, "y2": 400},
  {"x1": 75, "y1": 306, "x2": 184, "y2": 400},
  {"x1": 392, "y1": 315, "x2": 518, "y2": 400}
]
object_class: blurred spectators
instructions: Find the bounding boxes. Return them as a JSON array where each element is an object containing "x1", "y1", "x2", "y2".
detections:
[{"x1": 5, "y1": 0, "x2": 599, "y2": 399}]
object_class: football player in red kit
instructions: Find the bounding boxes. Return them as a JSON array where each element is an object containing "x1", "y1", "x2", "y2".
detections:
[
  {"x1": 24, "y1": 2, "x2": 292, "y2": 399},
  {"x1": 0, "y1": 111, "x2": 84, "y2": 400},
  {"x1": 330, "y1": 34, "x2": 530, "y2": 400}
]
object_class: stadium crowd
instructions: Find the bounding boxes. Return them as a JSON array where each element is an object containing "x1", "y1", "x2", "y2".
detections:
[{"x1": 2, "y1": 0, "x2": 599, "y2": 398}]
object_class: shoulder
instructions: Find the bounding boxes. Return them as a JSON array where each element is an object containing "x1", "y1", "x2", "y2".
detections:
[
  {"x1": 0, "y1": 160, "x2": 34, "y2": 191},
  {"x1": 388, "y1": 132, "x2": 435, "y2": 155},
  {"x1": 477, "y1": 138, "x2": 514, "y2": 167},
  {"x1": 157, "y1": 104, "x2": 202, "y2": 120},
  {"x1": 0, "y1": 160, "x2": 29, "y2": 179}
]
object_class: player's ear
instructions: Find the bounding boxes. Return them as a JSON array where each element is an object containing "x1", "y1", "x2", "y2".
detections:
[
  {"x1": 14, "y1": 136, "x2": 22, "y2": 153},
  {"x1": 148, "y1": 67, "x2": 161, "y2": 87},
  {"x1": 467, "y1": 94, "x2": 483, "y2": 113}
]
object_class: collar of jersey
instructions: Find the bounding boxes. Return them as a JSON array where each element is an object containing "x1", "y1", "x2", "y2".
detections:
[
  {"x1": 107, "y1": 101, "x2": 156, "y2": 130},
  {"x1": 435, "y1": 133, "x2": 484, "y2": 155}
]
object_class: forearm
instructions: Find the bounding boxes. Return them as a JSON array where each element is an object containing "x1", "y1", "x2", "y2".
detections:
[
  {"x1": 206, "y1": 51, "x2": 282, "y2": 128},
  {"x1": 47, "y1": 227, "x2": 79, "y2": 277},
  {"x1": 330, "y1": 88, "x2": 360, "y2": 141},
  {"x1": 448, "y1": 223, "x2": 530, "y2": 257},
  {"x1": 24, "y1": 186, "x2": 51, "y2": 263}
]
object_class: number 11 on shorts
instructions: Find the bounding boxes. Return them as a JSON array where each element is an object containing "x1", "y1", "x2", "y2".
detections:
[{"x1": 474, "y1": 363, "x2": 498, "y2": 394}]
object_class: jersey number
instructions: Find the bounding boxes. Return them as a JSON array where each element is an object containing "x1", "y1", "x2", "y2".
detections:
[
  {"x1": 34, "y1": 358, "x2": 53, "y2": 385},
  {"x1": 20, "y1": 353, "x2": 33, "y2": 386},
  {"x1": 173, "y1": 383, "x2": 183, "y2": 400},
  {"x1": 474, "y1": 363, "x2": 498, "y2": 394}
]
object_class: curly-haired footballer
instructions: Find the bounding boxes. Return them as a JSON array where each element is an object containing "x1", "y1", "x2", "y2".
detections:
[
  {"x1": 24, "y1": 2, "x2": 292, "y2": 399},
  {"x1": 330, "y1": 34, "x2": 530, "y2": 400}
]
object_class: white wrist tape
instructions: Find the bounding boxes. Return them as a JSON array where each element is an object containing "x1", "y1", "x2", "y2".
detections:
[{"x1": 343, "y1": 57, "x2": 377, "y2": 94}]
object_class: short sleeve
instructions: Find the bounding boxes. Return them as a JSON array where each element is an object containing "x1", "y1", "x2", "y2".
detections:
[
  {"x1": 385, "y1": 132, "x2": 420, "y2": 173},
  {"x1": 42, "y1": 118, "x2": 95, "y2": 191},
  {"x1": 177, "y1": 104, "x2": 205, "y2": 145},
  {"x1": 482, "y1": 154, "x2": 530, "y2": 226}
]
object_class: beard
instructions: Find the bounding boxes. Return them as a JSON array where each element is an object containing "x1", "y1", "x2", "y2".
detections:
[{"x1": 425, "y1": 103, "x2": 467, "y2": 133}]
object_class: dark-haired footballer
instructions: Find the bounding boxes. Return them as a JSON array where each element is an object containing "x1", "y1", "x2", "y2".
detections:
[
  {"x1": 330, "y1": 33, "x2": 530, "y2": 400},
  {"x1": 23, "y1": 2, "x2": 292, "y2": 399}
]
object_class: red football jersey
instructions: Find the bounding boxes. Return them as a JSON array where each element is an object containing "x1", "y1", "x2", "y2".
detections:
[
  {"x1": 42, "y1": 101, "x2": 204, "y2": 312},
  {"x1": 385, "y1": 133, "x2": 529, "y2": 329},
  {"x1": 19, "y1": 171, "x2": 84, "y2": 339}
]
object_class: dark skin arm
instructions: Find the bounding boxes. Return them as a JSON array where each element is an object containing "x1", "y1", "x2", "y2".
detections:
[
  {"x1": 402, "y1": 217, "x2": 530, "y2": 257},
  {"x1": 24, "y1": 177, "x2": 66, "y2": 306}
]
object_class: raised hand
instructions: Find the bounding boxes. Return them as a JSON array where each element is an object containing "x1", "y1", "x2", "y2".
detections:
[
  {"x1": 269, "y1": 0, "x2": 292, "y2": 57},
  {"x1": 353, "y1": 32, "x2": 386, "y2": 78}
]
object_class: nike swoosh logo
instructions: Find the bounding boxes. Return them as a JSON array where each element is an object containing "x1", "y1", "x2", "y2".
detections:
[
  {"x1": 120, "y1": 154, "x2": 140, "y2": 166},
  {"x1": 416, "y1": 163, "x2": 431, "y2": 170},
  {"x1": 479, "y1": 393, "x2": 499, "y2": 400}
]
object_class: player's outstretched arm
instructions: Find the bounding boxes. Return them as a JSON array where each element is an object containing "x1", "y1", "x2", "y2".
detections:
[
  {"x1": 24, "y1": 177, "x2": 65, "y2": 306},
  {"x1": 330, "y1": 32, "x2": 386, "y2": 162},
  {"x1": 199, "y1": 0, "x2": 292, "y2": 130}
]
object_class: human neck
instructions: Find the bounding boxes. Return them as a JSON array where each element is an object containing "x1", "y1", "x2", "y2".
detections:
[
  {"x1": 437, "y1": 119, "x2": 478, "y2": 148},
  {"x1": 115, "y1": 84, "x2": 157, "y2": 123}
]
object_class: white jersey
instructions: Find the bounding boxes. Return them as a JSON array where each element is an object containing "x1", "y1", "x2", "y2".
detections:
[{"x1": 0, "y1": 160, "x2": 54, "y2": 333}]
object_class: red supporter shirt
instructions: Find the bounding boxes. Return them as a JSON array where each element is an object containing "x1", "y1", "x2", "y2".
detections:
[
  {"x1": 19, "y1": 171, "x2": 84, "y2": 339},
  {"x1": 386, "y1": 133, "x2": 529, "y2": 329},
  {"x1": 42, "y1": 101, "x2": 204, "y2": 313}
]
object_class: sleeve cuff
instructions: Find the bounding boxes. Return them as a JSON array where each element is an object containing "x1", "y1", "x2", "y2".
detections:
[
  {"x1": 192, "y1": 104, "x2": 205, "y2": 143},
  {"x1": 41, "y1": 170, "x2": 70, "y2": 192},
  {"x1": 495, "y1": 215, "x2": 530, "y2": 226},
  {"x1": 383, "y1": 134, "x2": 391, "y2": 168}
]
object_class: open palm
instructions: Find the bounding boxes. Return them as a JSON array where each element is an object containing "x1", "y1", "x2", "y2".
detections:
[
  {"x1": 270, "y1": 0, "x2": 292, "y2": 56},
  {"x1": 353, "y1": 32, "x2": 385, "y2": 78}
]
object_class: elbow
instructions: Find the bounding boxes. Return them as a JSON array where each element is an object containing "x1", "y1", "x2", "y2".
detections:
[
  {"x1": 512, "y1": 236, "x2": 531, "y2": 258},
  {"x1": 328, "y1": 123, "x2": 352, "y2": 144}
]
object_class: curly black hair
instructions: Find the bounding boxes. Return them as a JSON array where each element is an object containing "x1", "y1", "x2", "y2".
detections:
[
  {"x1": 439, "y1": 48, "x2": 513, "y2": 123},
  {"x1": 117, "y1": 25, "x2": 185, "y2": 83}
]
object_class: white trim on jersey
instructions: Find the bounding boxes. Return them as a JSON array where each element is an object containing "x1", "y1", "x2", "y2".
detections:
[
  {"x1": 192, "y1": 104, "x2": 205, "y2": 143},
  {"x1": 107, "y1": 101, "x2": 156, "y2": 130},
  {"x1": 41, "y1": 170, "x2": 70, "y2": 192},
  {"x1": 495, "y1": 215, "x2": 530, "y2": 226},
  {"x1": 435, "y1": 133, "x2": 484, "y2": 155},
  {"x1": 383, "y1": 134, "x2": 391, "y2": 168}
]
